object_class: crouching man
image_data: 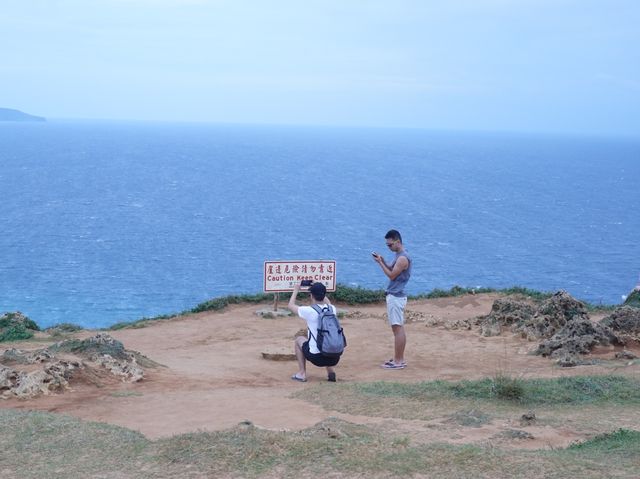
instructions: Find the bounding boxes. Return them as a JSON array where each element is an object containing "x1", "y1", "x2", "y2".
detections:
[{"x1": 287, "y1": 281, "x2": 339, "y2": 382}]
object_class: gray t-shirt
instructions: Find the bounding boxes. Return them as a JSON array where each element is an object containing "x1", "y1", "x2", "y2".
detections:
[{"x1": 385, "y1": 251, "x2": 411, "y2": 297}]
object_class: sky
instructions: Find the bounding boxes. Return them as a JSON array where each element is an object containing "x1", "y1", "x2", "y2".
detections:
[{"x1": 1, "y1": 0, "x2": 639, "y2": 136}]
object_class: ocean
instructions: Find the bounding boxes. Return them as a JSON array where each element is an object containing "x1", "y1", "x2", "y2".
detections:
[{"x1": 1, "y1": 120, "x2": 638, "y2": 328}]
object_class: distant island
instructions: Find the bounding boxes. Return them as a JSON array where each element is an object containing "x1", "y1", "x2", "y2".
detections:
[{"x1": 0, "y1": 108, "x2": 46, "y2": 122}]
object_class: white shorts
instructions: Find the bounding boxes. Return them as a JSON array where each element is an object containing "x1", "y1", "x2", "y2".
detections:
[{"x1": 386, "y1": 294, "x2": 407, "y2": 326}]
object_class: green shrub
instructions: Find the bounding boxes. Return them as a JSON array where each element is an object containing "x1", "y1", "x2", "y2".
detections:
[
  {"x1": 0, "y1": 312, "x2": 40, "y2": 331},
  {"x1": 491, "y1": 373, "x2": 525, "y2": 401},
  {"x1": 46, "y1": 323, "x2": 83, "y2": 333},
  {"x1": 332, "y1": 284, "x2": 385, "y2": 304},
  {"x1": 624, "y1": 290, "x2": 640, "y2": 308},
  {"x1": 0, "y1": 324, "x2": 34, "y2": 342},
  {"x1": 191, "y1": 293, "x2": 273, "y2": 313}
]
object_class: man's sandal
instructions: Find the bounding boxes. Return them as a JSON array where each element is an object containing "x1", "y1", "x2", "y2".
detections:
[
  {"x1": 382, "y1": 359, "x2": 407, "y2": 367},
  {"x1": 381, "y1": 361, "x2": 406, "y2": 369}
]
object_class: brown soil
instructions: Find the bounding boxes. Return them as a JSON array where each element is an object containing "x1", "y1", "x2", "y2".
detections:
[{"x1": 2, "y1": 293, "x2": 639, "y2": 450}]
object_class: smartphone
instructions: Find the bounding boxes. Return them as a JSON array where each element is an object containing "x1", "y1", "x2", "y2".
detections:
[
  {"x1": 300, "y1": 280, "x2": 313, "y2": 286},
  {"x1": 371, "y1": 252, "x2": 378, "y2": 257}
]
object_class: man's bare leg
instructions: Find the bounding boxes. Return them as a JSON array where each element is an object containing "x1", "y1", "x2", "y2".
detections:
[
  {"x1": 392, "y1": 324, "x2": 406, "y2": 364},
  {"x1": 293, "y1": 336, "x2": 307, "y2": 380}
]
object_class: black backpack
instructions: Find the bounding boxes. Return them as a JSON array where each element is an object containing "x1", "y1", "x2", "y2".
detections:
[{"x1": 309, "y1": 304, "x2": 347, "y2": 357}]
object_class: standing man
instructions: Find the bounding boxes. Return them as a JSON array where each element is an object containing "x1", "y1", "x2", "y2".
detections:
[
  {"x1": 288, "y1": 281, "x2": 339, "y2": 382},
  {"x1": 372, "y1": 229, "x2": 411, "y2": 369}
]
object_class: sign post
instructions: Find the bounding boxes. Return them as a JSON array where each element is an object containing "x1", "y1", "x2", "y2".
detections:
[{"x1": 264, "y1": 260, "x2": 336, "y2": 311}]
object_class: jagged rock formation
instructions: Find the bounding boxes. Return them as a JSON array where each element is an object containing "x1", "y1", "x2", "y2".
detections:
[
  {"x1": 477, "y1": 291, "x2": 623, "y2": 367},
  {"x1": 599, "y1": 306, "x2": 640, "y2": 343},
  {"x1": 476, "y1": 291, "x2": 589, "y2": 340},
  {"x1": 477, "y1": 297, "x2": 536, "y2": 337},
  {"x1": 535, "y1": 317, "x2": 618, "y2": 359},
  {"x1": 0, "y1": 333, "x2": 146, "y2": 399},
  {"x1": 516, "y1": 291, "x2": 590, "y2": 340}
]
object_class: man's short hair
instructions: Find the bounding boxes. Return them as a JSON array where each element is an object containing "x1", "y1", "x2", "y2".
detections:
[
  {"x1": 385, "y1": 229, "x2": 402, "y2": 243},
  {"x1": 309, "y1": 282, "x2": 326, "y2": 301}
]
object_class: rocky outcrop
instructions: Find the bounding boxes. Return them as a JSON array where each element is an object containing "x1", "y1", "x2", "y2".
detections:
[
  {"x1": 91, "y1": 353, "x2": 144, "y2": 382},
  {"x1": 0, "y1": 360, "x2": 82, "y2": 398},
  {"x1": 0, "y1": 333, "x2": 146, "y2": 399},
  {"x1": 477, "y1": 297, "x2": 536, "y2": 337},
  {"x1": 478, "y1": 291, "x2": 624, "y2": 367},
  {"x1": 1, "y1": 348, "x2": 53, "y2": 364},
  {"x1": 516, "y1": 291, "x2": 590, "y2": 340},
  {"x1": 600, "y1": 306, "x2": 640, "y2": 342},
  {"x1": 535, "y1": 317, "x2": 618, "y2": 359},
  {"x1": 476, "y1": 291, "x2": 589, "y2": 340}
]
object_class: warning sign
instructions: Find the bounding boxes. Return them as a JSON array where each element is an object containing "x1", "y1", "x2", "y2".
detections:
[{"x1": 263, "y1": 260, "x2": 336, "y2": 292}]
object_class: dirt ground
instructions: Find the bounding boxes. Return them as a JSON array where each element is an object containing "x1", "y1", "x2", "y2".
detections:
[{"x1": 2, "y1": 293, "x2": 639, "y2": 450}]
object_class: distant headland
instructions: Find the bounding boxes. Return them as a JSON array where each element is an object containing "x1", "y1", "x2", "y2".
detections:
[{"x1": 0, "y1": 108, "x2": 46, "y2": 122}]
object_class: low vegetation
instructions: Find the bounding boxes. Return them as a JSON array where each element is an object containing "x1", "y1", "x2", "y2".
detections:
[
  {"x1": 0, "y1": 312, "x2": 40, "y2": 342},
  {"x1": 413, "y1": 285, "x2": 553, "y2": 301},
  {"x1": 4, "y1": 284, "x2": 621, "y2": 333},
  {"x1": 297, "y1": 375, "x2": 640, "y2": 412},
  {"x1": 190, "y1": 292, "x2": 274, "y2": 313},
  {"x1": 624, "y1": 289, "x2": 640, "y2": 308},
  {"x1": 1, "y1": 401, "x2": 639, "y2": 478},
  {"x1": 45, "y1": 323, "x2": 83, "y2": 333}
]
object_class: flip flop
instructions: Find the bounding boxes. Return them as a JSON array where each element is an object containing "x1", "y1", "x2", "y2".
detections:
[
  {"x1": 327, "y1": 372, "x2": 336, "y2": 382},
  {"x1": 382, "y1": 362, "x2": 406, "y2": 370},
  {"x1": 291, "y1": 374, "x2": 307, "y2": 382}
]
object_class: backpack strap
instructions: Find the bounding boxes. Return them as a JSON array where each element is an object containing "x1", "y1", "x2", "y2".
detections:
[{"x1": 308, "y1": 304, "x2": 327, "y2": 343}]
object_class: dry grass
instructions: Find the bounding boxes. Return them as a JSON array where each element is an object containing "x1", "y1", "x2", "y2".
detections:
[{"x1": 2, "y1": 374, "x2": 640, "y2": 479}]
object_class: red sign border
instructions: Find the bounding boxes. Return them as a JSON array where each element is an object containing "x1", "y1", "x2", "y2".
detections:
[{"x1": 263, "y1": 260, "x2": 337, "y2": 293}]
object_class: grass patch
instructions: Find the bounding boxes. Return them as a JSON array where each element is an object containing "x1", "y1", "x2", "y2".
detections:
[
  {"x1": 411, "y1": 285, "x2": 555, "y2": 302},
  {"x1": 295, "y1": 375, "x2": 640, "y2": 421},
  {"x1": 0, "y1": 409, "x2": 151, "y2": 478},
  {"x1": 109, "y1": 390, "x2": 144, "y2": 398},
  {"x1": 569, "y1": 428, "x2": 640, "y2": 452},
  {"x1": 433, "y1": 375, "x2": 640, "y2": 406},
  {"x1": 46, "y1": 322, "x2": 84, "y2": 333},
  {"x1": 2, "y1": 409, "x2": 639, "y2": 478}
]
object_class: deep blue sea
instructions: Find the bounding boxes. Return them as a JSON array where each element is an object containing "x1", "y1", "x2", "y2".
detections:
[{"x1": 1, "y1": 120, "x2": 638, "y2": 328}]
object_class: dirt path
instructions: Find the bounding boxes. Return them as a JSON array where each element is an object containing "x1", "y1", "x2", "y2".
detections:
[{"x1": 2, "y1": 294, "x2": 638, "y2": 448}]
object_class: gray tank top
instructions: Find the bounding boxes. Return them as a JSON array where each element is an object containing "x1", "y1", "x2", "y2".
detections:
[{"x1": 386, "y1": 251, "x2": 411, "y2": 297}]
